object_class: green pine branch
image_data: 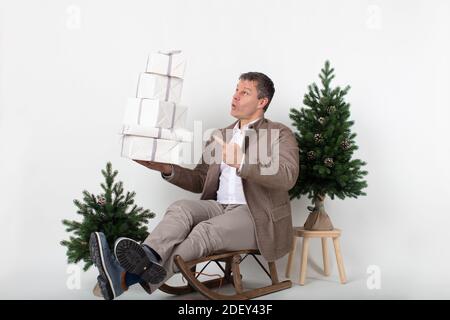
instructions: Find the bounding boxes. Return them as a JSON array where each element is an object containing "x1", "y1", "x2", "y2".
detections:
[
  {"x1": 60, "y1": 162, "x2": 156, "y2": 271},
  {"x1": 289, "y1": 60, "x2": 368, "y2": 204}
]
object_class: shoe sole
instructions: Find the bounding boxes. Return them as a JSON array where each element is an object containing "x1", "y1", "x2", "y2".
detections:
[
  {"x1": 114, "y1": 239, "x2": 166, "y2": 284},
  {"x1": 89, "y1": 232, "x2": 115, "y2": 300},
  {"x1": 96, "y1": 275, "x2": 113, "y2": 300}
]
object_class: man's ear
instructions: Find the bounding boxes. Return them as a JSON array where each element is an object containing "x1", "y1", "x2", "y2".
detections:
[{"x1": 258, "y1": 97, "x2": 269, "y2": 110}]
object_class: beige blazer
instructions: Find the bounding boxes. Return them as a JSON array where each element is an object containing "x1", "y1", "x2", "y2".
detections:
[{"x1": 163, "y1": 116, "x2": 300, "y2": 261}]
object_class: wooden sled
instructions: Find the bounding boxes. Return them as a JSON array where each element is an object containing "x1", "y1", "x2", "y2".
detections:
[{"x1": 157, "y1": 249, "x2": 292, "y2": 300}]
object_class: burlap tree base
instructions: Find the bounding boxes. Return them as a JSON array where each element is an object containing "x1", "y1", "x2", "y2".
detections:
[{"x1": 304, "y1": 195, "x2": 334, "y2": 231}]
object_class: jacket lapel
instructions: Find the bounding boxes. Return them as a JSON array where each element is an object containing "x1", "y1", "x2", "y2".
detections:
[
  {"x1": 241, "y1": 116, "x2": 268, "y2": 153},
  {"x1": 203, "y1": 116, "x2": 268, "y2": 200}
]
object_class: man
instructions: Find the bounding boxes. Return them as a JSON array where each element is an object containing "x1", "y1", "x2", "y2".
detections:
[{"x1": 89, "y1": 72, "x2": 300, "y2": 300}]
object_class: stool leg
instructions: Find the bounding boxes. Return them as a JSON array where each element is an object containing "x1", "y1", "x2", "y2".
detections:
[
  {"x1": 332, "y1": 237, "x2": 347, "y2": 284},
  {"x1": 299, "y1": 237, "x2": 310, "y2": 285},
  {"x1": 321, "y1": 237, "x2": 330, "y2": 276},
  {"x1": 285, "y1": 236, "x2": 297, "y2": 278}
]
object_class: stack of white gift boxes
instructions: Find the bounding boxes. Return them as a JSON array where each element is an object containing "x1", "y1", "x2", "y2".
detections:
[{"x1": 120, "y1": 50, "x2": 192, "y2": 165}]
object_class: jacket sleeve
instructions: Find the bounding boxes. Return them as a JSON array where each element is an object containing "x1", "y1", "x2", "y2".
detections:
[
  {"x1": 161, "y1": 135, "x2": 215, "y2": 193},
  {"x1": 236, "y1": 125, "x2": 299, "y2": 190}
]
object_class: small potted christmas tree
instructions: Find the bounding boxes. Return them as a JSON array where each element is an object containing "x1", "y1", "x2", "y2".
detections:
[
  {"x1": 289, "y1": 61, "x2": 368, "y2": 230},
  {"x1": 61, "y1": 162, "x2": 155, "y2": 271}
]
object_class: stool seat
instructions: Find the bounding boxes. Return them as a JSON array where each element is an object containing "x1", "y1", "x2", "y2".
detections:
[
  {"x1": 286, "y1": 227, "x2": 347, "y2": 285},
  {"x1": 294, "y1": 226, "x2": 341, "y2": 238}
]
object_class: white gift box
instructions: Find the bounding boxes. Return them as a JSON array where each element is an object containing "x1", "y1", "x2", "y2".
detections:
[
  {"x1": 136, "y1": 73, "x2": 183, "y2": 104},
  {"x1": 120, "y1": 124, "x2": 193, "y2": 143},
  {"x1": 123, "y1": 98, "x2": 187, "y2": 129},
  {"x1": 120, "y1": 135, "x2": 190, "y2": 165},
  {"x1": 145, "y1": 50, "x2": 186, "y2": 79}
]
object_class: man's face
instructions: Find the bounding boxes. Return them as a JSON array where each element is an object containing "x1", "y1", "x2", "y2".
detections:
[{"x1": 230, "y1": 80, "x2": 266, "y2": 119}]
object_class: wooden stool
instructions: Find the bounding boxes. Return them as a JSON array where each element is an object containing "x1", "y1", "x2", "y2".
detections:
[{"x1": 285, "y1": 227, "x2": 347, "y2": 285}]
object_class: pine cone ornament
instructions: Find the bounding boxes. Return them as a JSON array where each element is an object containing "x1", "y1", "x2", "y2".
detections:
[
  {"x1": 341, "y1": 139, "x2": 350, "y2": 150},
  {"x1": 307, "y1": 151, "x2": 316, "y2": 160},
  {"x1": 326, "y1": 105, "x2": 336, "y2": 114},
  {"x1": 318, "y1": 117, "x2": 326, "y2": 125},
  {"x1": 314, "y1": 133, "x2": 323, "y2": 144},
  {"x1": 324, "y1": 157, "x2": 334, "y2": 167},
  {"x1": 96, "y1": 195, "x2": 106, "y2": 206}
]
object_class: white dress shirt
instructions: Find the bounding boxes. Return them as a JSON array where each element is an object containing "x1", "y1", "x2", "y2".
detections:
[{"x1": 216, "y1": 118, "x2": 261, "y2": 204}]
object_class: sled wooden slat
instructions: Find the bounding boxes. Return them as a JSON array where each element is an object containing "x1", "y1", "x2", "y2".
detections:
[{"x1": 158, "y1": 249, "x2": 292, "y2": 300}]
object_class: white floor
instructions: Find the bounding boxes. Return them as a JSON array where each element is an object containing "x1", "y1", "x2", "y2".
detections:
[{"x1": 3, "y1": 251, "x2": 449, "y2": 300}]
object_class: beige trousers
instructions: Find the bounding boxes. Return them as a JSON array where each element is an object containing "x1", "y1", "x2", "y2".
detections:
[{"x1": 142, "y1": 199, "x2": 258, "y2": 292}]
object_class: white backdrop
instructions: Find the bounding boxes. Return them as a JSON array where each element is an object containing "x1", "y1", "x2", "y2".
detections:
[{"x1": 1, "y1": 0, "x2": 449, "y2": 299}]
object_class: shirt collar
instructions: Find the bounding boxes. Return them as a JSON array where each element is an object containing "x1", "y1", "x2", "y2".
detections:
[{"x1": 233, "y1": 117, "x2": 262, "y2": 132}]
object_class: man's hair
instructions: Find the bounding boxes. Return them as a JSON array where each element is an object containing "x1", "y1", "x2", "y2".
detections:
[{"x1": 239, "y1": 72, "x2": 275, "y2": 112}]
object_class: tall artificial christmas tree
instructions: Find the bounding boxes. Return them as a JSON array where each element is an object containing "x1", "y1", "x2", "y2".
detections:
[
  {"x1": 61, "y1": 162, "x2": 155, "y2": 271},
  {"x1": 289, "y1": 61, "x2": 368, "y2": 230}
]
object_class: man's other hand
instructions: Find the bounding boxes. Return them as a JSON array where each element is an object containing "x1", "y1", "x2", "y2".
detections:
[
  {"x1": 213, "y1": 135, "x2": 243, "y2": 169},
  {"x1": 133, "y1": 160, "x2": 173, "y2": 175}
]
